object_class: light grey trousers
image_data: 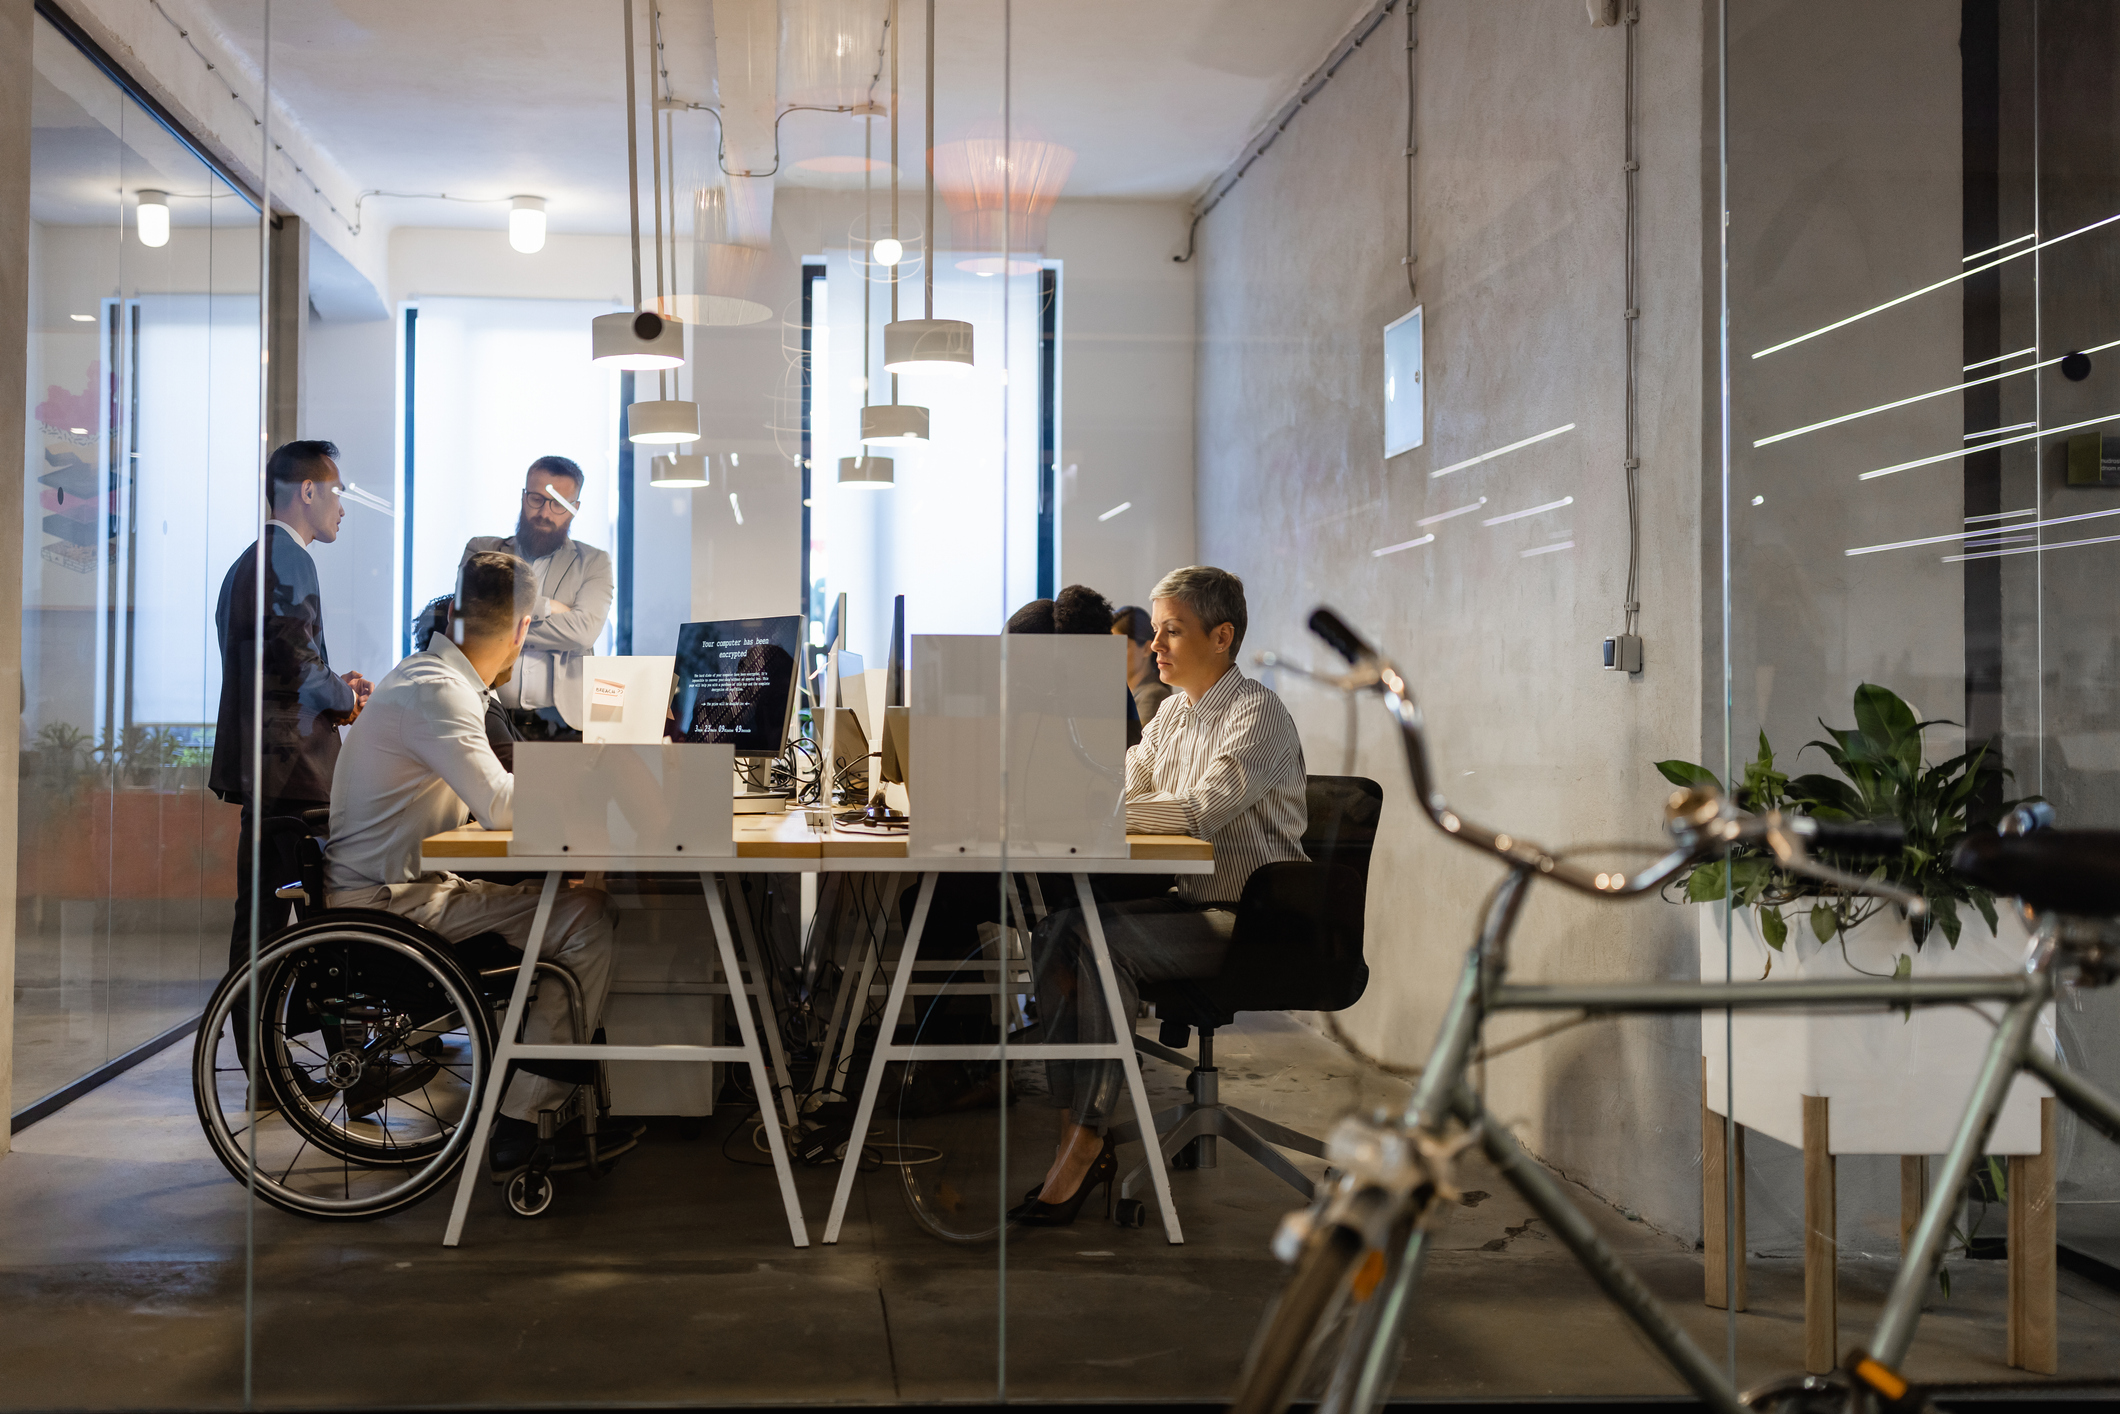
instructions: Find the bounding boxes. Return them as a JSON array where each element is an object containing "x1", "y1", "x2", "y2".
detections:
[
  {"x1": 329, "y1": 877, "x2": 618, "y2": 1122},
  {"x1": 1031, "y1": 895, "x2": 1234, "y2": 1126}
]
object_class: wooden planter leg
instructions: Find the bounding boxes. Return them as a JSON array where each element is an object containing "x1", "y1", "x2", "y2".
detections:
[
  {"x1": 1702, "y1": 1057, "x2": 1747, "y2": 1310},
  {"x1": 2007, "y1": 1096, "x2": 2057, "y2": 1374},
  {"x1": 1804, "y1": 1095, "x2": 1836, "y2": 1375},
  {"x1": 1900, "y1": 1155, "x2": 1926, "y2": 1255}
]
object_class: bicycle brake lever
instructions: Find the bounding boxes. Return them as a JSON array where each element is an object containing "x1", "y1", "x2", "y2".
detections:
[{"x1": 1253, "y1": 650, "x2": 1381, "y2": 694}]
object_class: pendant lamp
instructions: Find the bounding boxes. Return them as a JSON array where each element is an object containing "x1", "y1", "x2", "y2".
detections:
[
  {"x1": 883, "y1": 318, "x2": 974, "y2": 377},
  {"x1": 593, "y1": 310, "x2": 685, "y2": 369},
  {"x1": 860, "y1": 404, "x2": 928, "y2": 446},
  {"x1": 838, "y1": 455, "x2": 895, "y2": 490},
  {"x1": 882, "y1": 0, "x2": 973, "y2": 377},
  {"x1": 595, "y1": 0, "x2": 692, "y2": 388},
  {"x1": 649, "y1": 454, "x2": 712, "y2": 487},
  {"x1": 630, "y1": 398, "x2": 700, "y2": 444},
  {"x1": 622, "y1": 23, "x2": 702, "y2": 447},
  {"x1": 861, "y1": 0, "x2": 928, "y2": 445}
]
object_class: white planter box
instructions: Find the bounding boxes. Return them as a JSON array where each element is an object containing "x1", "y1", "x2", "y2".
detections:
[{"x1": 1698, "y1": 901, "x2": 2055, "y2": 1155}]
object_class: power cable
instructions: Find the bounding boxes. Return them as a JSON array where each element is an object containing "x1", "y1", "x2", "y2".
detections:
[{"x1": 1621, "y1": 6, "x2": 1644, "y2": 644}]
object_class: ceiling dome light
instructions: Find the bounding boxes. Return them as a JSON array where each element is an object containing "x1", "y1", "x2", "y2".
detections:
[
  {"x1": 628, "y1": 399, "x2": 701, "y2": 444},
  {"x1": 872, "y1": 237, "x2": 904, "y2": 267},
  {"x1": 883, "y1": 318, "x2": 974, "y2": 376},
  {"x1": 838, "y1": 455, "x2": 895, "y2": 490},
  {"x1": 860, "y1": 404, "x2": 929, "y2": 446},
  {"x1": 649, "y1": 453, "x2": 711, "y2": 487},
  {"x1": 135, "y1": 191, "x2": 169, "y2": 248},
  {"x1": 508, "y1": 196, "x2": 547, "y2": 254},
  {"x1": 592, "y1": 310, "x2": 684, "y2": 369}
]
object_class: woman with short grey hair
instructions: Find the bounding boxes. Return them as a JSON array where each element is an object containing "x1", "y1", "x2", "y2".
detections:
[{"x1": 1015, "y1": 565, "x2": 1309, "y2": 1226}]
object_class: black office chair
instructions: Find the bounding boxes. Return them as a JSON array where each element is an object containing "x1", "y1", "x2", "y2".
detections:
[{"x1": 1114, "y1": 775, "x2": 1381, "y2": 1201}]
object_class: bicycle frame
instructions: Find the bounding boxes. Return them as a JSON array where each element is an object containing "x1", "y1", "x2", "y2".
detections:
[{"x1": 1258, "y1": 618, "x2": 2120, "y2": 1413}]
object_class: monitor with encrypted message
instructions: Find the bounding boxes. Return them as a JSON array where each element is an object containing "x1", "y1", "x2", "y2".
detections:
[{"x1": 669, "y1": 616, "x2": 803, "y2": 759}]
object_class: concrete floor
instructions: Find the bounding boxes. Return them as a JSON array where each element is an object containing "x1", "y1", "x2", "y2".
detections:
[
  {"x1": 10, "y1": 920, "x2": 219, "y2": 1112},
  {"x1": 4, "y1": 1011, "x2": 2119, "y2": 1408}
]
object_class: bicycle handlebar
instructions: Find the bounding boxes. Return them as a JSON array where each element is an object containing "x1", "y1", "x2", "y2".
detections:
[{"x1": 1280, "y1": 606, "x2": 1927, "y2": 917}]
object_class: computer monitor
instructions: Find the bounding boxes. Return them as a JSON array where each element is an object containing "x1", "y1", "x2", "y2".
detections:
[
  {"x1": 886, "y1": 594, "x2": 905, "y2": 708},
  {"x1": 670, "y1": 615, "x2": 803, "y2": 758}
]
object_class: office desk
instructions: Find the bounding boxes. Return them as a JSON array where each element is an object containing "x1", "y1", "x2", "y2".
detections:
[
  {"x1": 419, "y1": 819, "x2": 1214, "y2": 1248},
  {"x1": 813, "y1": 830, "x2": 1213, "y2": 1246},
  {"x1": 418, "y1": 812, "x2": 823, "y2": 1250}
]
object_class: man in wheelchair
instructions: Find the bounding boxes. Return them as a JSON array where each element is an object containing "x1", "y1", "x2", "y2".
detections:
[{"x1": 324, "y1": 550, "x2": 625, "y2": 1173}]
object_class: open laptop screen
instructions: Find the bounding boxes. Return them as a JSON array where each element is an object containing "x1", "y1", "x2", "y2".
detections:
[{"x1": 670, "y1": 615, "x2": 803, "y2": 758}]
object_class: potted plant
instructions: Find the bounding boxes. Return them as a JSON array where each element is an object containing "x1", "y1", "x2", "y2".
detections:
[{"x1": 1658, "y1": 683, "x2": 2053, "y2": 1161}]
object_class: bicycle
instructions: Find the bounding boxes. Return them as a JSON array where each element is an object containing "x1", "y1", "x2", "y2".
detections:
[{"x1": 1231, "y1": 608, "x2": 2120, "y2": 1414}]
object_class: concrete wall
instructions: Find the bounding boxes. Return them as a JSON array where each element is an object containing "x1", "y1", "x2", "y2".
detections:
[
  {"x1": 0, "y1": 0, "x2": 32, "y2": 1151},
  {"x1": 1047, "y1": 199, "x2": 1196, "y2": 608},
  {"x1": 1194, "y1": 0, "x2": 1710, "y2": 1237}
]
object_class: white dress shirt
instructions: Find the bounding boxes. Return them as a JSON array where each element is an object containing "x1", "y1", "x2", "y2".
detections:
[
  {"x1": 505, "y1": 550, "x2": 559, "y2": 710},
  {"x1": 325, "y1": 636, "x2": 514, "y2": 893},
  {"x1": 1124, "y1": 665, "x2": 1308, "y2": 904}
]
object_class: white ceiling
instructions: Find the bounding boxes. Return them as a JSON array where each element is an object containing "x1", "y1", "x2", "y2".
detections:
[{"x1": 180, "y1": 0, "x2": 1376, "y2": 237}]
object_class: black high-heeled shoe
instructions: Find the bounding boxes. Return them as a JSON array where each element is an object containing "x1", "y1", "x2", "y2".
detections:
[{"x1": 1008, "y1": 1140, "x2": 1117, "y2": 1227}]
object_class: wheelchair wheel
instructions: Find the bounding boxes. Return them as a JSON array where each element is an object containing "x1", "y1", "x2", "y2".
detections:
[
  {"x1": 505, "y1": 1167, "x2": 555, "y2": 1218},
  {"x1": 193, "y1": 916, "x2": 493, "y2": 1220}
]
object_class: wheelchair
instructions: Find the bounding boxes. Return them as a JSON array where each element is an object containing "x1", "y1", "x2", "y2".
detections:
[{"x1": 191, "y1": 810, "x2": 619, "y2": 1221}]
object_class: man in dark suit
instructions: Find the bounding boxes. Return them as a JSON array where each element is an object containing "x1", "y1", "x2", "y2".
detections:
[
  {"x1": 461, "y1": 456, "x2": 615, "y2": 741},
  {"x1": 211, "y1": 439, "x2": 373, "y2": 973}
]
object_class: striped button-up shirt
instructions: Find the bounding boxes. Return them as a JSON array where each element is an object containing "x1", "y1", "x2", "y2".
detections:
[{"x1": 1125, "y1": 666, "x2": 1308, "y2": 904}]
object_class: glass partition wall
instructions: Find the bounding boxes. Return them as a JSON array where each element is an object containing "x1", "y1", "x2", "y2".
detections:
[
  {"x1": 15, "y1": 11, "x2": 261, "y2": 1120},
  {"x1": 1721, "y1": 0, "x2": 2120, "y2": 1386},
  {"x1": 17, "y1": 1, "x2": 2120, "y2": 1409}
]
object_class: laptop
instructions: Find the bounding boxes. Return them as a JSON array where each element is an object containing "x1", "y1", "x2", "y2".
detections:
[{"x1": 579, "y1": 656, "x2": 677, "y2": 745}]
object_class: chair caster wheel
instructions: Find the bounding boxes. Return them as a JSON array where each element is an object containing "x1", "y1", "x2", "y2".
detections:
[
  {"x1": 506, "y1": 1168, "x2": 554, "y2": 1218},
  {"x1": 1170, "y1": 1142, "x2": 1200, "y2": 1171},
  {"x1": 1114, "y1": 1198, "x2": 1147, "y2": 1228}
]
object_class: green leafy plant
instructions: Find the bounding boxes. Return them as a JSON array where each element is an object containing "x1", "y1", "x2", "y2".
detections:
[
  {"x1": 31, "y1": 720, "x2": 91, "y2": 796},
  {"x1": 1657, "y1": 683, "x2": 2019, "y2": 963}
]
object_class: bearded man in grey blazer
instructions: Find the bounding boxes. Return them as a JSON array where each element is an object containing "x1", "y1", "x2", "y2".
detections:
[{"x1": 461, "y1": 456, "x2": 614, "y2": 739}]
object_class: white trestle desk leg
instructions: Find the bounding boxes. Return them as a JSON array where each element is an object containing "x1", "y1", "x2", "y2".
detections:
[
  {"x1": 443, "y1": 870, "x2": 560, "y2": 1247},
  {"x1": 722, "y1": 875, "x2": 798, "y2": 1129},
  {"x1": 823, "y1": 870, "x2": 937, "y2": 1244},
  {"x1": 1075, "y1": 872, "x2": 1183, "y2": 1244},
  {"x1": 702, "y1": 872, "x2": 810, "y2": 1247}
]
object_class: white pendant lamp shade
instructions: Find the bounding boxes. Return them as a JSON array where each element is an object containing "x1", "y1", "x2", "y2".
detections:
[
  {"x1": 860, "y1": 403, "x2": 930, "y2": 445},
  {"x1": 649, "y1": 453, "x2": 711, "y2": 487},
  {"x1": 508, "y1": 196, "x2": 547, "y2": 254},
  {"x1": 883, "y1": 318, "x2": 974, "y2": 376},
  {"x1": 838, "y1": 455, "x2": 895, "y2": 490},
  {"x1": 592, "y1": 310, "x2": 685, "y2": 370},
  {"x1": 135, "y1": 190, "x2": 169, "y2": 248},
  {"x1": 628, "y1": 399, "x2": 701, "y2": 444}
]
